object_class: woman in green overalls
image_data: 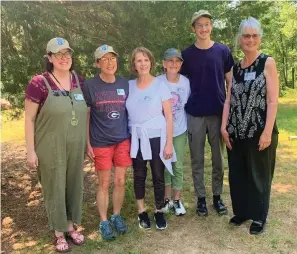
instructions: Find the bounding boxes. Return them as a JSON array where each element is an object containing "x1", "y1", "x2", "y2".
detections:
[{"x1": 25, "y1": 38, "x2": 87, "y2": 252}]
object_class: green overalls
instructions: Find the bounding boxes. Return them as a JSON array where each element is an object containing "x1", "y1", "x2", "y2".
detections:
[{"x1": 35, "y1": 73, "x2": 87, "y2": 231}]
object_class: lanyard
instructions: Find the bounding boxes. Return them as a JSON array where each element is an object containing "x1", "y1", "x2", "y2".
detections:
[{"x1": 50, "y1": 72, "x2": 78, "y2": 126}]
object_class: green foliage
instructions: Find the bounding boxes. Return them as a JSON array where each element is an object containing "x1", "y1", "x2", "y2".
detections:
[{"x1": 1, "y1": 1, "x2": 297, "y2": 107}]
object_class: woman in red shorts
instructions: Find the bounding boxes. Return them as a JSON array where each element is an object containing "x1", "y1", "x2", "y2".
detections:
[{"x1": 82, "y1": 44, "x2": 131, "y2": 240}]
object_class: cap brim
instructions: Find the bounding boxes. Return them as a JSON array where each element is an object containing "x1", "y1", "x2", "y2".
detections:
[
  {"x1": 100, "y1": 50, "x2": 119, "y2": 58},
  {"x1": 192, "y1": 14, "x2": 212, "y2": 25},
  {"x1": 49, "y1": 46, "x2": 74, "y2": 54},
  {"x1": 164, "y1": 55, "x2": 184, "y2": 61}
]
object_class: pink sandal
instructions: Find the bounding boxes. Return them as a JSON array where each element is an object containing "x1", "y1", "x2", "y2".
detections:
[
  {"x1": 55, "y1": 235, "x2": 70, "y2": 253},
  {"x1": 67, "y1": 229, "x2": 85, "y2": 246}
]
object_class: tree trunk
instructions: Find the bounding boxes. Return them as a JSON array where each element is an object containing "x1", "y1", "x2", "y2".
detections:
[{"x1": 292, "y1": 67, "x2": 295, "y2": 89}]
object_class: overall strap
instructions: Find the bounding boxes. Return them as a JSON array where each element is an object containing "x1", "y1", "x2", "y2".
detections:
[
  {"x1": 40, "y1": 75, "x2": 52, "y2": 92},
  {"x1": 72, "y1": 71, "x2": 81, "y2": 88}
]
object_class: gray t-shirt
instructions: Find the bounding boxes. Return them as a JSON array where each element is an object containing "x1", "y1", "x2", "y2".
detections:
[
  {"x1": 83, "y1": 75, "x2": 130, "y2": 147},
  {"x1": 157, "y1": 74, "x2": 190, "y2": 137},
  {"x1": 126, "y1": 78, "x2": 171, "y2": 138}
]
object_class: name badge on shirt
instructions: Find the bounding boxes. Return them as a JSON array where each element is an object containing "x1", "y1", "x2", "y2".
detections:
[
  {"x1": 73, "y1": 94, "x2": 84, "y2": 101},
  {"x1": 244, "y1": 72, "x2": 256, "y2": 81},
  {"x1": 117, "y1": 89, "x2": 125, "y2": 96}
]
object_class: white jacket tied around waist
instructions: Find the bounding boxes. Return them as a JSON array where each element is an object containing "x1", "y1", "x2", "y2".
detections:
[{"x1": 130, "y1": 114, "x2": 176, "y2": 175}]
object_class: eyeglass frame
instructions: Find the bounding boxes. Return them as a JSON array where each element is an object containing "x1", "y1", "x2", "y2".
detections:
[
  {"x1": 194, "y1": 22, "x2": 212, "y2": 29},
  {"x1": 53, "y1": 51, "x2": 73, "y2": 59},
  {"x1": 97, "y1": 56, "x2": 118, "y2": 64},
  {"x1": 241, "y1": 33, "x2": 261, "y2": 39}
]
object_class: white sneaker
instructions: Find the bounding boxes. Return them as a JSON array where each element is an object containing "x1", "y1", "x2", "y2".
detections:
[
  {"x1": 173, "y1": 200, "x2": 186, "y2": 216},
  {"x1": 162, "y1": 199, "x2": 173, "y2": 213}
]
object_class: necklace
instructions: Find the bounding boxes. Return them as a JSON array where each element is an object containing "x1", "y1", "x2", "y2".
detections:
[{"x1": 50, "y1": 71, "x2": 78, "y2": 126}]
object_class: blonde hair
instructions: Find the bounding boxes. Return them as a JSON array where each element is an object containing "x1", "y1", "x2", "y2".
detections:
[
  {"x1": 129, "y1": 47, "x2": 156, "y2": 75},
  {"x1": 235, "y1": 17, "x2": 263, "y2": 49}
]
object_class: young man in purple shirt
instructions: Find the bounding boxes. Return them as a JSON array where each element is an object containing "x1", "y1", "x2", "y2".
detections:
[{"x1": 181, "y1": 10, "x2": 234, "y2": 216}]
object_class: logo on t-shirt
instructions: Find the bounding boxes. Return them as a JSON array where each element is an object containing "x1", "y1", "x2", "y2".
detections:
[
  {"x1": 108, "y1": 111, "x2": 120, "y2": 119},
  {"x1": 170, "y1": 91, "x2": 182, "y2": 121}
]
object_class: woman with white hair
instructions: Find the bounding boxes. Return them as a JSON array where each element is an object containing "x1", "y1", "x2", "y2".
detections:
[{"x1": 221, "y1": 17, "x2": 279, "y2": 234}]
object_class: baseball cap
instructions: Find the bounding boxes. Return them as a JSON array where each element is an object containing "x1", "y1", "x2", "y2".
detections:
[
  {"x1": 163, "y1": 48, "x2": 183, "y2": 61},
  {"x1": 191, "y1": 10, "x2": 212, "y2": 25},
  {"x1": 46, "y1": 38, "x2": 73, "y2": 54},
  {"x1": 94, "y1": 44, "x2": 119, "y2": 61}
]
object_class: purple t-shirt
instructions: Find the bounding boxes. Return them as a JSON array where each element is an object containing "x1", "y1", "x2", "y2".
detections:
[
  {"x1": 181, "y1": 42, "x2": 234, "y2": 117},
  {"x1": 82, "y1": 75, "x2": 130, "y2": 147}
]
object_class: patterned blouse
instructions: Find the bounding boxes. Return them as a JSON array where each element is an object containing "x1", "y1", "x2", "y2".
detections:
[
  {"x1": 227, "y1": 53, "x2": 276, "y2": 140},
  {"x1": 25, "y1": 72, "x2": 84, "y2": 114}
]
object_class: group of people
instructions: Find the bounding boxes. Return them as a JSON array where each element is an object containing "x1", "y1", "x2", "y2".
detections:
[{"x1": 25, "y1": 10, "x2": 279, "y2": 253}]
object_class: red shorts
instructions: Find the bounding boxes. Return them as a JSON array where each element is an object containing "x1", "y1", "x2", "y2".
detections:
[{"x1": 93, "y1": 138, "x2": 132, "y2": 170}]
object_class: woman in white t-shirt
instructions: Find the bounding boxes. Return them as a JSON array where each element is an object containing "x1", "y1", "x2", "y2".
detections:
[
  {"x1": 157, "y1": 48, "x2": 190, "y2": 216},
  {"x1": 126, "y1": 47, "x2": 176, "y2": 230}
]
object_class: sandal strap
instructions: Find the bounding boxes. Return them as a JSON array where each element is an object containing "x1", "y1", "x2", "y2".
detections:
[
  {"x1": 55, "y1": 236, "x2": 69, "y2": 251},
  {"x1": 252, "y1": 220, "x2": 263, "y2": 226},
  {"x1": 68, "y1": 229, "x2": 84, "y2": 244}
]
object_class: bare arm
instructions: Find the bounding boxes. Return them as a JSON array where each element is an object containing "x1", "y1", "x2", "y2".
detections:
[
  {"x1": 86, "y1": 107, "x2": 95, "y2": 162},
  {"x1": 224, "y1": 71, "x2": 232, "y2": 89},
  {"x1": 221, "y1": 69, "x2": 233, "y2": 149},
  {"x1": 25, "y1": 99, "x2": 39, "y2": 169},
  {"x1": 162, "y1": 99, "x2": 173, "y2": 159},
  {"x1": 259, "y1": 57, "x2": 279, "y2": 150},
  {"x1": 264, "y1": 57, "x2": 279, "y2": 135}
]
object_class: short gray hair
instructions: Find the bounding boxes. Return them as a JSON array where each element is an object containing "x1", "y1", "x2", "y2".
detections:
[{"x1": 235, "y1": 17, "x2": 263, "y2": 49}]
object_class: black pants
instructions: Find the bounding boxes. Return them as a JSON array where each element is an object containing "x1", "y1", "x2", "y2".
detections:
[
  {"x1": 132, "y1": 137, "x2": 165, "y2": 210},
  {"x1": 227, "y1": 133, "x2": 278, "y2": 222}
]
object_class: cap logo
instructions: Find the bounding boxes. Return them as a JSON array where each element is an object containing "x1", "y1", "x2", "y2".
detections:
[
  {"x1": 101, "y1": 45, "x2": 108, "y2": 51},
  {"x1": 56, "y1": 38, "x2": 64, "y2": 45}
]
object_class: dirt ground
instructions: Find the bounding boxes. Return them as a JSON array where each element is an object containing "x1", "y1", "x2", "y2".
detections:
[{"x1": 2, "y1": 140, "x2": 297, "y2": 254}]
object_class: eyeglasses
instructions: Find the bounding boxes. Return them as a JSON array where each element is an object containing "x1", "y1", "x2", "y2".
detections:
[
  {"x1": 99, "y1": 56, "x2": 117, "y2": 64},
  {"x1": 195, "y1": 23, "x2": 211, "y2": 29},
  {"x1": 242, "y1": 34, "x2": 260, "y2": 39},
  {"x1": 53, "y1": 51, "x2": 73, "y2": 59},
  {"x1": 167, "y1": 59, "x2": 182, "y2": 64}
]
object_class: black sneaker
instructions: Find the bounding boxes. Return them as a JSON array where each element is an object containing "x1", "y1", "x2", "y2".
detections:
[
  {"x1": 229, "y1": 216, "x2": 248, "y2": 226},
  {"x1": 154, "y1": 212, "x2": 167, "y2": 230},
  {"x1": 138, "y1": 211, "x2": 151, "y2": 230},
  {"x1": 213, "y1": 199, "x2": 228, "y2": 215},
  {"x1": 196, "y1": 200, "x2": 208, "y2": 216}
]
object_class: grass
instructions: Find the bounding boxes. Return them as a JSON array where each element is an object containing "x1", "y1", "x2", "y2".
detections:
[{"x1": 1, "y1": 87, "x2": 297, "y2": 253}]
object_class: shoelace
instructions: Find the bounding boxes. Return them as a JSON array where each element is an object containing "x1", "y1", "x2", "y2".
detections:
[
  {"x1": 113, "y1": 216, "x2": 125, "y2": 229},
  {"x1": 101, "y1": 223, "x2": 112, "y2": 234},
  {"x1": 174, "y1": 201, "x2": 181, "y2": 208}
]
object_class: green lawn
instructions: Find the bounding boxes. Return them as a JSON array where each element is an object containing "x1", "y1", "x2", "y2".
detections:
[{"x1": 1, "y1": 88, "x2": 297, "y2": 253}]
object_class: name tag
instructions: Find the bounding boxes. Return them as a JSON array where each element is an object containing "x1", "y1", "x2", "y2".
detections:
[
  {"x1": 74, "y1": 94, "x2": 84, "y2": 101},
  {"x1": 117, "y1": 89, "x2": 125, "y2": 96},
  {"x1": 244, "y1": 72, "x2": 256, "y2": 81}
]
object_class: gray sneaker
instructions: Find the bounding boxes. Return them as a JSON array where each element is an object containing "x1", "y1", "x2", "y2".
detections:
[
  {"x1": 111, "y1": 214, "x2": 128, "y2": 234},
  {"x1": 99, "y1": 221, "x2": 116, "y2": 240}
]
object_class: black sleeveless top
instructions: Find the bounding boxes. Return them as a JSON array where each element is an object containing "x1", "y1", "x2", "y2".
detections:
[{"x1": 227, "y1": 53, "x2": 277, "y2": 140}]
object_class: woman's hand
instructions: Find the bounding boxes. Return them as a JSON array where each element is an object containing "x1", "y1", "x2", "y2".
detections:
[
  {"x1": 221, "y1": 128, "x2": 232, "y2": 150},
  {"x1": 27, "y1": 151, "x2": 38, "y2": 169},
  {"x1": 87, "y1": 143, "x2": 95, "y2": 162},
  {"x1": 163, "y1": 143, "x2": 173, "y2": 160},
  {"x1": 258, "y1": 131, "x2": 271, "y2": 151}
]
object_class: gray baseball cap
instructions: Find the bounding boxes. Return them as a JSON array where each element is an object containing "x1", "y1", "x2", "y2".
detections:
[
  {"x1": 94, "y1": 44, "x2": 119, "y2": 61},
  {"x1": 46, "y1": 38, "x2": 73, "y2": 53},
  {"x1": 163, "y1": 48, "x2": 183, "y2": 61}
]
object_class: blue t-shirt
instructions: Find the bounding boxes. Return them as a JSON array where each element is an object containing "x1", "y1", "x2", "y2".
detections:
[
  {"x1": 82, "y1": 75, "x2": 130, "y2": 147},
  {"x1": 181, "y1": 42, "x2": 234, "y2": 117}
]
